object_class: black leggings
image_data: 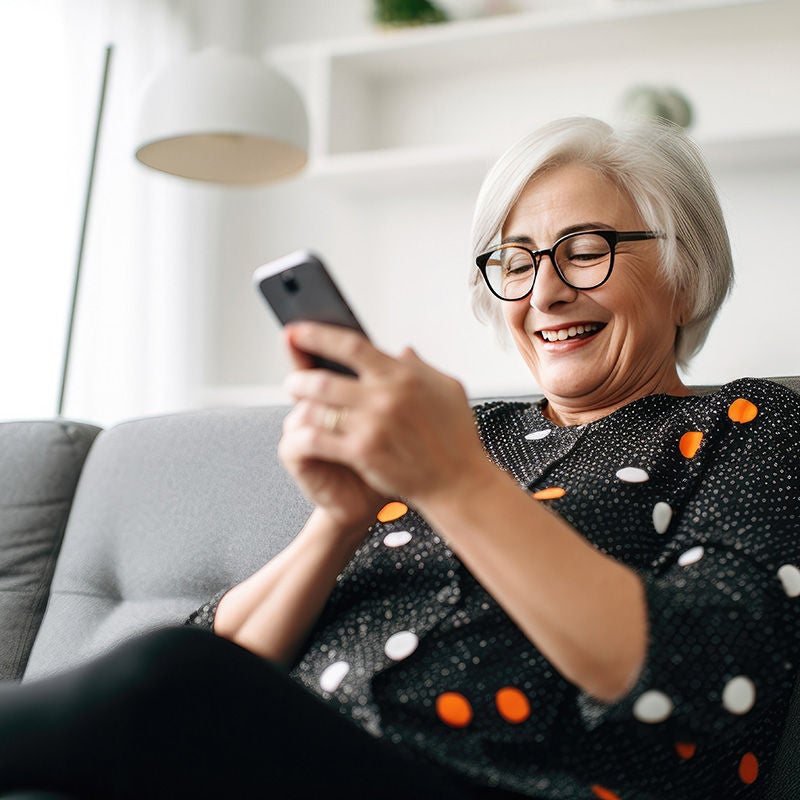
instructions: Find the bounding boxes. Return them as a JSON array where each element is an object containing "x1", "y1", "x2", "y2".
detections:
[{"x1": 0, "y1": 626, "x2": 507, "y2": 800}]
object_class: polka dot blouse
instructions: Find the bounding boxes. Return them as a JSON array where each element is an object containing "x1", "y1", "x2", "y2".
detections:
[{"x1": 186, "y1": 378, "x2": 800, "y2": 799}]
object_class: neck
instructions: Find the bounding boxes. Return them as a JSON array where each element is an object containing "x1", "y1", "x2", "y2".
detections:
[{"x1": 541, "y1": 367, "x2": 692, "y2": 427}]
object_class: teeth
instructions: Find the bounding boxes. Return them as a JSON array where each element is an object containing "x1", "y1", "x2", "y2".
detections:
[{"x1": 541, "y1": 322, "x2": 600, "y2": 342}]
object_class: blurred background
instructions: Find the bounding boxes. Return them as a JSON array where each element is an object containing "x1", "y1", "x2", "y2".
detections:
[{"x1": 1, "y1": 0, "x2": 798, "y2": 426}]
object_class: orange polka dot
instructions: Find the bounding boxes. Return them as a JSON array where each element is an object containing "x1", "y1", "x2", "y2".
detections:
[
  {"x1": 591, "y1": 785, "x2": 622, "y2": 800},
  {"x1": 495, "y1": 687, "x2": 531, "y2": 724},
  {"x1": 679, "y1": 431, "x2": 704, "y2": 458},
  {"x1": 739, "y1": 752, "x2": 759, "y2": 784},
  {"x1": 377, "y1": 501, "x2": 408, "y2": 523},
  {"x1": 675, "y1": 742, "x2": 697, "y2": 760},
  {"x1": 728, "y1": 398, "x2": 758, "y2": 423},
  {"x1": 436, "y1": 692, "x2": 473, "y2": 728},
  {"x1": 532, "y1": 486, "x2": 566, "y2": 500}
]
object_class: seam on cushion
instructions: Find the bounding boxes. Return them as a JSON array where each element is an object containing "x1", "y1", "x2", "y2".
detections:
[
  {"x1": 44, "y1": 588, "x2": 216, "y2": 605},
  {"x1": 41, "y1": 588, "x2": 206, "y2": 603},
  {"x1": 43, "y1": 587, "x2": 122, "y2": 601},
  {"x1": 1, "y1": 498, "x2": 74, "y2": 510}
]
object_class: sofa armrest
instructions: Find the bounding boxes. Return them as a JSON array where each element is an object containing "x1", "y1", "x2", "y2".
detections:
[{"x1": 0, "y1": 420, "x2": 101, "y2": 681}]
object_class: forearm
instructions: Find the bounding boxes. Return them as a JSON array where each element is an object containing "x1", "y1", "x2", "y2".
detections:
[
  {"x1": 416, "y1": 462, "x2": 647, "y2": 703},
  {"x1": 214, "y1": 508, "x2": 366, "y2": 668}
]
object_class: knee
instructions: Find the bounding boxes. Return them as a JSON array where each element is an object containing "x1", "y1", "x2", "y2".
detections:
[
  {"x1": 87, "y1": 626, "x2": 219, "y2": 699},
  {"x1": 126, "y1": 625, "x2": 222, "y2": 675}
]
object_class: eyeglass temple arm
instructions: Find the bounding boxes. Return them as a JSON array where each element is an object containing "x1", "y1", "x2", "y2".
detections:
[{"x1": 616, "y1": 231, "x2": 665, "y2": 242}]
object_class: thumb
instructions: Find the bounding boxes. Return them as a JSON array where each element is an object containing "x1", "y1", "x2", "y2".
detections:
[{"x1": 399, "y1": 346, "x2": 423, "y2": 364}]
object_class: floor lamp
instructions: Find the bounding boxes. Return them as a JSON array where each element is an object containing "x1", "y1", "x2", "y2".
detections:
[{"x1": 57, "y1": 44, "x2": 113, "y2": 417}]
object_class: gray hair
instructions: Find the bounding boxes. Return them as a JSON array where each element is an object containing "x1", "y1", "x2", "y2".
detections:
[{"x1": 469, "y1": 117, "x2": 733, "y2": 368}]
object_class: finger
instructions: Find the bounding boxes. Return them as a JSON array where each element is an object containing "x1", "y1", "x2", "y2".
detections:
[
  {"x1": 286, "y1": 322, "x2": 392, "y2": 376},
  {"x1": 282, "y1": 399, "x2": 316, "y2": 433},
  {"x1": 284, "y1": 328, "x2": 315, "y2": 370},
  {"x1": 278, "y1": 423, "x2": 354, "y2": 467},
  {"x1": 283, "y1": 398, "x2": 355, "y2": 437},
  {"x1": 284, "y1": 368, "x2": 360, "y2": 406}
]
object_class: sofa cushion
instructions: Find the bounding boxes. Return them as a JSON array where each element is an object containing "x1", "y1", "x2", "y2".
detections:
[
  {"x1": 23, "y1": 406, "x2": 312, "y2": 682},
  {"x1": 0, "y1": 420, "x2": 101, "y2": 680}
]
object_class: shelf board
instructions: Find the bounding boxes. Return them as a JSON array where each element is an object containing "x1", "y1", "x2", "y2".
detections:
[
  {"x1": 271, "y1": 0, "x2": 770, "y2": 73},
  {"x1": 306, "y1": 128, "x2": 800, "y2": 188},
  {"x1": 308, "y1": 143, "x2": 497, "y2": 188},
  {"x1": 701, "y1": 131, "x2": 800, "y2": 170}
]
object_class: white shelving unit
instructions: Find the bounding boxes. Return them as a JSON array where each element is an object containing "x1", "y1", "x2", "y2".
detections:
[
  {"x1": 269, "y1": 0, "x2": 800, "y2": 187},
  {"x1": 199, "y1": 0, "x2": 800, "y2": 411}
]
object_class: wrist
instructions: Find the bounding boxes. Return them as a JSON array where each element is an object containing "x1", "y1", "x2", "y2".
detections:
[
  {"x1": 413, "y1": 452, "x2": 508, "y2": 524},
  {"x1": 305, "y1": 506, "x2": 375, "y2": 554}
]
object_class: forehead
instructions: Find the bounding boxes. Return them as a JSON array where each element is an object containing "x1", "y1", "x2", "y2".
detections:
[{"x1": 503, "y1": 163, "x2": 640, "y2": 238}]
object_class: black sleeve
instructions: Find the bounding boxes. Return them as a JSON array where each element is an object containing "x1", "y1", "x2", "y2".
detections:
[
  {"x1": 577, "y1": 382, "x2": 800, "y2": 746},
  {"x1": 184, "y1": 587, "x2": 231, "y2": 631}
]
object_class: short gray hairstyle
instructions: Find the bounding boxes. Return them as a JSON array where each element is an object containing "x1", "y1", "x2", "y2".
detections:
[{"x1": 469, "y1": 117, "x2": 733, "y2": 368}]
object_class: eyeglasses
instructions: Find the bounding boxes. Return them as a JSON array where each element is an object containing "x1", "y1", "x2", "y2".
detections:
[{"x1": 475, "y1": 229, "x2": 664, "y2": 301}]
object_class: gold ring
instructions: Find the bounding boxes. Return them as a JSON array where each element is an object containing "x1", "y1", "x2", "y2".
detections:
[{"x1": 322, "y1": 406, "x2": 347, "y2": 434}]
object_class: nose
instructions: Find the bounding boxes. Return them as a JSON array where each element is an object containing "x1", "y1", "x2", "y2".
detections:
[{"x1": 529, "y1": 255, "x2": 579, "y2": 312}]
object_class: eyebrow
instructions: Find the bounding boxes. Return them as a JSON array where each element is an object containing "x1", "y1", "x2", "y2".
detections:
[{"x1": 501, "y1": 222, "x2": 614, "y2": 246}]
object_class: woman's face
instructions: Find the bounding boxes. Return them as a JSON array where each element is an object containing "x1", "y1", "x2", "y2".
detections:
[{"x1": 501, "y1": 163, "x2": 686, "y2": 420}]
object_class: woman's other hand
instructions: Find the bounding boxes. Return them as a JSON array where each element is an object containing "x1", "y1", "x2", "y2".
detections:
[
  {"x1": 278, "y1": 336, "x2": 384, "y2": 532},
  {"x1": 279, "y1": 322, "x2": 491, "y2": 514}
]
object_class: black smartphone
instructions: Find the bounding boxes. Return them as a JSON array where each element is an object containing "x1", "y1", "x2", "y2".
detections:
[{"x1": 253, "y1": 250, "x2": 368, "y2": 375}]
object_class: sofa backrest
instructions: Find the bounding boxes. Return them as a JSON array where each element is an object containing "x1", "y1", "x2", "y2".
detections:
[
  {"x1": 0, "y1": 420, "x2": 101, "y2": 680},
  {"x1": 23, "y1": 376, "x2": 800, "y2": 682},
  {"x1": 23, "y1": 406, "x2": 312, "y2": 682}
]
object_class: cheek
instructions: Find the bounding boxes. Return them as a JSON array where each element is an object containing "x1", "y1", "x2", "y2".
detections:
[
  {"x1": 609, "y1": 284, "x2": 676, "y2": 349},
  {"x1": 502, "y1": 299, "x2": 530, "y2": 334}
]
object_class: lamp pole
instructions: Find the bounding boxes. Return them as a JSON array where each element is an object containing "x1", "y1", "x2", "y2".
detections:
[{"x1": 58, "y1": 44, "x2": 113, "y2": 417}]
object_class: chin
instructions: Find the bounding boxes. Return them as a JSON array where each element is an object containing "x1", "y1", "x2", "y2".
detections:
[{"x1": 536, "y1": 364, "x2": 609, "y2": 401}]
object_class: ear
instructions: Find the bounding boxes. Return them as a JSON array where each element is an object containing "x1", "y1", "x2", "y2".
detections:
[{"x1": 672, "y1": 290, "x2": 691, "y2": 328}]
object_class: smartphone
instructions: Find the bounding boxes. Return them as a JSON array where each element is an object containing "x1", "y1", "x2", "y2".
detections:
[{"x1": 253, "y1": 250, "x2": 368, "y2": 375}]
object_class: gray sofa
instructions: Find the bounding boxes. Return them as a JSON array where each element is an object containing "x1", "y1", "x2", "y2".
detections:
[{"x1": 1, "y1": 379, "x2": 799, "y2": 797}]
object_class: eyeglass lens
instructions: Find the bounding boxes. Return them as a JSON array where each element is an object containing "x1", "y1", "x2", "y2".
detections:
[{"x1": 484, "y1": 232, "x2": 613, "y2": 299}]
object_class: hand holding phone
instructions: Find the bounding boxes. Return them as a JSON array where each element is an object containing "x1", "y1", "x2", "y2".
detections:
[{"x1": 253, "y1": 250, "x2": 368, "y2": 376}]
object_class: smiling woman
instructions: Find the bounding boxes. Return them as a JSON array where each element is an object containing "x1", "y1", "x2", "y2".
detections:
[
  {"x1": 471, "y1": 117, "x2": 733, "y2": 376},
  {"x1": 490, "y1": 162, "x2": 691, "y2": 424}
]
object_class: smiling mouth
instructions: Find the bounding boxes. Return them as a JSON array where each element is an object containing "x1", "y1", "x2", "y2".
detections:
[{"x1": 537, "y1": 322, "x2": 606, "y2": 342}]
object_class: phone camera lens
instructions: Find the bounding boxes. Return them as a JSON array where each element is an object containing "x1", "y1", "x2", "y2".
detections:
[{"x1": 281, "y1": 271, "x2": 300, "y2": 294}]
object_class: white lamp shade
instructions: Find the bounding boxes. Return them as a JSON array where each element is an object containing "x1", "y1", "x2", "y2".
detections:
[{"x1": 135, "y1": 48, "x2": 308, "y2": 184}]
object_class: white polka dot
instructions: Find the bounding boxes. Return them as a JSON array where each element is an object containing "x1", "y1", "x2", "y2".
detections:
[
  {"x1": 652, "y1": 501, "x2": 673, "y2": 534},
  {"x1": 319, "y1": 661, "x2": 350, "y2": 693},
  {"x1": 678, "y1": 546, "x2": 705, "y2": 567},
  {"x1": 384, "y1": 631, "x2": 419, "y2": 661},
  {"x1": 778, "y1": 564, "x2": 800, "y2": 598},
  {"x1": 525, "y1": 429, "x2": 551, "y2": 441},
  {"x1": 633, "y1": 689, "x2": 673, "y2": 723},
  {"x1": 383, "y1": 530, "x2": 412, "y2": 548},
  {"x1": 616, "y1": 466, "x2": 650, "y2": 483},
  {"x1": 722, "y1": 675, "x2": 756, "y2": 715}
]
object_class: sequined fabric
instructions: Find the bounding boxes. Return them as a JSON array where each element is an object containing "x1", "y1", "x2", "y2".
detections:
[{"x1": 186, "y1": 378, "x2": 800, "y2": 799}]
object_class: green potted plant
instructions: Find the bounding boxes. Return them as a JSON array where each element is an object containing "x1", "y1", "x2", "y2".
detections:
[{"x1": 373, "y1": 0, "x2": 448, "y2": 27}]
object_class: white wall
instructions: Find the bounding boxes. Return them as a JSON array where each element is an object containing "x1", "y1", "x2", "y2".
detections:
[
  {"x1": 0, "y1": 0, "x2": 199, "y2": 425},
  {"x1": 196, "y1": 0, "x2": 800, "y2": 407},
  {"x1": 691, "y1": 162, "x2": 800, "y2": 384},
  {"x1": 4, "y1": 1, "x2": 794, "y2": 425}
]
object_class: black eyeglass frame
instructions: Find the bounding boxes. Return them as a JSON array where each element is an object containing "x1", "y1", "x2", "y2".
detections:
[{"x1": 475, "y1": 229, "x2": 665, "y2": 301}]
